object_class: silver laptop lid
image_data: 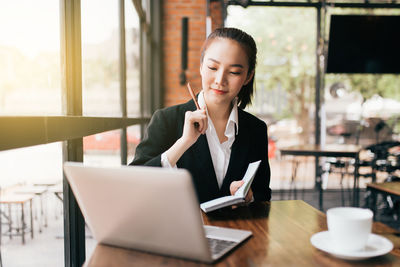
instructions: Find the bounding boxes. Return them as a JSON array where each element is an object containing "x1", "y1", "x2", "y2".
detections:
[{"x1": 63, "y1": 162, "x2": 212, "y2": 262}]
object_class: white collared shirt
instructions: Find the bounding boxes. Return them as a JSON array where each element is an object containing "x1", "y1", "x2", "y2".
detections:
[{"x1": 161, "y1": 91, "x2": 239, "y2": 188}]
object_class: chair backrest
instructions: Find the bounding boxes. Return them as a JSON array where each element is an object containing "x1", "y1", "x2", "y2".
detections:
[{"x1": 365, "y1": 141, "x2": 400, "y2": 174}]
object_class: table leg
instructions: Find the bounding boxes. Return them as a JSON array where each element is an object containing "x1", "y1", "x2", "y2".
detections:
[
  {"x1": 353, "y1": 154, "x2": 360, "y2": 207},
  {"x1": 37, "y1": 196, "x2": 42, "y2": 233},
  {"x1": 340, "y1": 169, "x2": 345, "y2": 206},
  {"x1": 8, "y1": 205, "x2": 12, "y2": 240},
  {"x1": 368, "y1": 188, "x2": 377, "y2": 219},
  {"x1": 30, "y1": 199, "x2": 34, "y2": 239},
  {"x1": 54, "y1": 192, "x2": 63, "y2": 220},
  {"x1": 313, "y1": 156, "x2": 324, "y2": 211},
  {"x1": 319, "y1": 185, "x2": 323, "y2": 211},
  {"x1": 43, "y1": 193, "x2": 48, "y2": 227},
  {"x1": 290, "y1": 158, "x2": 300, "y2": 200},
  {"x1": 21, "y1": 203, "x2": 25, "y2": 244}
]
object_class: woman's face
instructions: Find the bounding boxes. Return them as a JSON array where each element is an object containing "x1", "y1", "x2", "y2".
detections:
[{"x1": 200, "y1": 38, "x2": 253, "y2": 108}]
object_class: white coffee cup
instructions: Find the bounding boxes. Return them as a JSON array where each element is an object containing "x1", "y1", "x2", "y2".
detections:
[{"x1": 327, "y1": 207, "x2": 373, "y2": 252}]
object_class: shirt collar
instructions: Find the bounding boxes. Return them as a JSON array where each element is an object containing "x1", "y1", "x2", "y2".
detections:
[{"x1": 198, "y1": 91, "x2": 239, "y2": 136}]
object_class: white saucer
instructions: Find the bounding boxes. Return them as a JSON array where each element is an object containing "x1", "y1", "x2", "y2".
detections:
[{"x1": 310, "y1": 231, "x2": 393, "y2": 260}]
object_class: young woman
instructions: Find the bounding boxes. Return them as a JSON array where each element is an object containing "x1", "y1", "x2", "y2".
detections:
[{"x1": 130, "y1": 27, "x2": 271, "y2": 204}]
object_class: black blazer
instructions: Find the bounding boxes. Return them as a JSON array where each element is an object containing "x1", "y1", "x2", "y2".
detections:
[{"x1": 130, "y1": 99, "x2": 271, "y2": 204}]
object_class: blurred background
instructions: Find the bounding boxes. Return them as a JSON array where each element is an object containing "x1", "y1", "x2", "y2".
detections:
[{"x1": 1, "y1": 1, "x2": 400, "y2": 266}]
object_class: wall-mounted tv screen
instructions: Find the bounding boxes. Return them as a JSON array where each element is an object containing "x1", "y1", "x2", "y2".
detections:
[{"x1": 326, "y1": 15, "x2": 400, "y2": 74}]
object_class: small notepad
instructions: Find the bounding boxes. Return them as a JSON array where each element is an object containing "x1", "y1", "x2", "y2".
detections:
[{"x1": 200, "y1": 160, "x2": 261, "y2": 213}]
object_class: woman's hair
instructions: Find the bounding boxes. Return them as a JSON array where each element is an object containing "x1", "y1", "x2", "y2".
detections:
[{"x1": 200, "y1": 27, "x2": 257, "y2": 109}]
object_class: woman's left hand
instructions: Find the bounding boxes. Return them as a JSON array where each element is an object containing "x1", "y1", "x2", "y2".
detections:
[{"x1": 229, "y1": 180, "x2": 253, "y2": 203}]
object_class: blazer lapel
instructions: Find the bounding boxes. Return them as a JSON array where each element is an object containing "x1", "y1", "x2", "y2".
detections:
[{"x1": 192, "y1": 133, "x2": 220, "y2": 194}]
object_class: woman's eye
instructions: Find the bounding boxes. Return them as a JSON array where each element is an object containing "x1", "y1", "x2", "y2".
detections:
[
  {"x1": 231, "y1": 72, "x2": 241, "y2": 75},
  {"x1": 207, "y1": 66, "x2": 217, "y2": 71}
]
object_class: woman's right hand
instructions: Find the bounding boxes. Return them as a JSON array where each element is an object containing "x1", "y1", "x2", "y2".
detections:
[
  {"x1": 181, "y1": 109, "x2": 208, "y2": 147},
  {"x1": 165, "y1": 109, "x2": 207, "y2": 167}
]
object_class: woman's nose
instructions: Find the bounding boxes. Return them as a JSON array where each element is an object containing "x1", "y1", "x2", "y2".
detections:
[{"x1": 214, "y1": 69, "x2": 227, "y2": 86}]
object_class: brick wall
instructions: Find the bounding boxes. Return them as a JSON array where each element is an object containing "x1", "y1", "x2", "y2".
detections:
[
  {"x1": 162, "y1": 1, "x2": 225, "y2": 107},
  {"x1": 163, "y1": 0, "x2": 207, "y2": 107}
]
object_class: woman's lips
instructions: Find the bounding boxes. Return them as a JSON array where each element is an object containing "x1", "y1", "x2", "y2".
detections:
[{"x1": 212, "y1": 88, "x2": 227, "y2": 95}]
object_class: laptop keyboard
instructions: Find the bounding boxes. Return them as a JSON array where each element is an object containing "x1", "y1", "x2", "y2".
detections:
[{"x1": 207, "y1": 237, "x2": 238, "y2": 257}]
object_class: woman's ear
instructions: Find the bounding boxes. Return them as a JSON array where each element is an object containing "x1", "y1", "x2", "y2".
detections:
[{"x1": 244, "y1": 70, "x2": 254, "y2": 85}]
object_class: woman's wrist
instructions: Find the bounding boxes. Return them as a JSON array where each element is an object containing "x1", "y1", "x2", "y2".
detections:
[{"x1": 165, "y1": 137, "x2": 193, "y2": 166}]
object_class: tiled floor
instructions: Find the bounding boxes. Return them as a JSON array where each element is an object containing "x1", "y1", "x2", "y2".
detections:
[{"x1": 1, "y1": 193, "x2": 96, "y2": 267}]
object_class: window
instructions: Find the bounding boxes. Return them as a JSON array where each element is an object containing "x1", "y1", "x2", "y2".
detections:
[
  {"x1": 1, "y1": 0, "x2": 157, "y2": 265},
  {"x1": 324, "y1": 8, "x2": 400, "y2": 147},
  {"x1": 0, "y1": 1, "x2": 61, "y2": 115},
  {"x1": 81, "y1": 0, "x2": 121, "y2": 117},
  {"x1": 83, "y1": 129, "x2": 122, "y2": 167},
  {"x1": 227, "y1": 6, "x2": 317, "y2": 190}
]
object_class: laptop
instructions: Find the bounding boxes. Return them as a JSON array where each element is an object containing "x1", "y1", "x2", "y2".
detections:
[{"x1": 63, "y1": 162, "x2": 252, "y2": 263}]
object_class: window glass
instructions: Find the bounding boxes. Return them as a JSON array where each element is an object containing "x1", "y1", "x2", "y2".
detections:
[
  {"x1": 125, "y1": 0, "x2": 141, "y2": 117},
  {"x1": 127, "y1": 125, "x2": 142, "y2": 164},
  {"x1": 0, "y1": 1, "x2": 61, "y2": 115},
  {"x1": 324, "y1": 8, "x2": 400, "y2": 190},
  {"x1": 81, "y1": 0, "x2": 121, "y2": 117},
  {"x1": 0, "y1": 143, "x2": 64, "y2": 266},
  {"x1": 83, "y1": 128, "x2": 122, "y2": 257},
  {"x1": 83, "y1": 129, "x2": 122, "y2": 167},
  {"x1": 324, "y1": 8, "x2": 400, "y2": 148},
  {"x1": 227, "y1": 6, "x2": 317, "y2": 190}
]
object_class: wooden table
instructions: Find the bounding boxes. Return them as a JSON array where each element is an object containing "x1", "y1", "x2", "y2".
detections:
[
  {"x1": 280, "y1": 144, "x2": 362, "y2": 209},
  {"x1": 85, "y1": 200, "x2": 400, "y2": 266},
  {"x1": 366, "y1": 182, "x2": 400, "y2": 219},
  {"x1": 15, "y1": 185, "x2": 48, "y2": 232},
  {"x1": 49, "y1": 183, "x2": 63, "y2": 202},
  {"x1": 33, "y1": 179, "x2": 61, "y2": 187},
  {"x1": 367, "y1": 182, "x2": 400, "y2": 198},
  {"x1": 49, "y1": 183, "x2": 63, "y2": 220}
]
